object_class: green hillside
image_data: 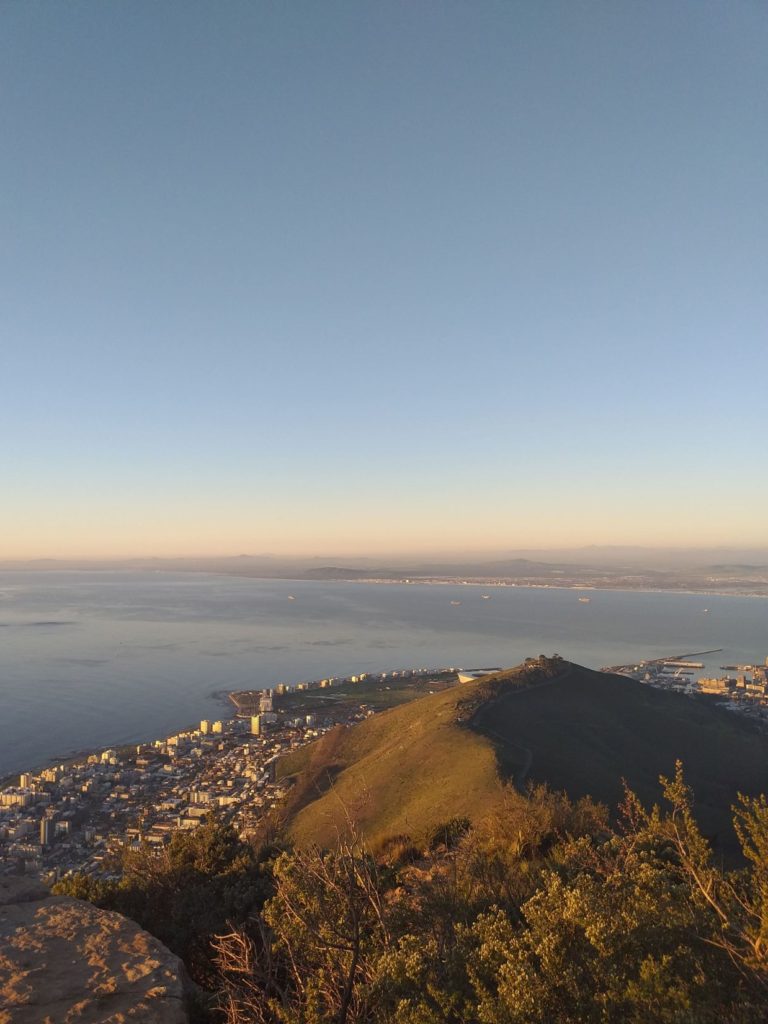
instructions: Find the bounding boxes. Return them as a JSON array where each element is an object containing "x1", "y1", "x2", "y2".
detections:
[
  {"x1": 279, "y1": 659, "x2": 768, "y2": 857},
  {"x1": 278, "y1": 676, "x2": 505, "y2": 849},
  {"x1": 277, "y1": 658, "x2": 575, "y2": 847}
]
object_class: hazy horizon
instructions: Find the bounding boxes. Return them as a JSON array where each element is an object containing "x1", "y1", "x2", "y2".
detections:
[
  {"x1": 3, "y1": 2, "x2": 766, "y2": 558},
  {"x1": 3, "y1": 544, "x2": 768, "y2": 570}
]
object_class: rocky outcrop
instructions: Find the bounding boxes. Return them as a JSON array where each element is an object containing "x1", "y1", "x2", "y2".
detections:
[{"x1": 0, "y1": 876, "x2": 188, "y2": 1023}]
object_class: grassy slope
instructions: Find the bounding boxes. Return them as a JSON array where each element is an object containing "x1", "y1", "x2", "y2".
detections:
[
  {"x1": 285, "y1": 679, "x2": 504, "y2": 849},
  {"x1": 283, "y1": 663, "x2": 768, "y2": 857}
]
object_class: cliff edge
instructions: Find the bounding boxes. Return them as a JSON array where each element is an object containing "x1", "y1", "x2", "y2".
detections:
[{"x1": 0, "y1": 876, "x2": 188, "y2": 1024}]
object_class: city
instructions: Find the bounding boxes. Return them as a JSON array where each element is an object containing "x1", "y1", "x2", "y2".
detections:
[
  {"x1": 0, "y1": 666, "x2": 454, "y2": 883},
  {"x1": 601, "y1": 652, "x2": 768, "y2": 727}
]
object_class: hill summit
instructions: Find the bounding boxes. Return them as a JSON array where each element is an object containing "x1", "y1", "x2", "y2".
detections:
[{"x1": 279, "y1": 657, "x2": 768, "y2": 858}]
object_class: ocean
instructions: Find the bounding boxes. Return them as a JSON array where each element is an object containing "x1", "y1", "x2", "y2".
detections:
[{"x1": 1, "y1": 570, "x2": 766, "y2": 777}]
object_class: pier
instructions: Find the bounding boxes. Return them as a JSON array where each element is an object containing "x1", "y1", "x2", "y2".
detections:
[{"x1": 644, "y1": 648, "x2": 722, "y2": 665}]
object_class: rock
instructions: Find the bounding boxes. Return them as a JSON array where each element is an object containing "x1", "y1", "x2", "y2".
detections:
[{"x1": 0, "y1": 876, "x2": 188, "y2": 1023}]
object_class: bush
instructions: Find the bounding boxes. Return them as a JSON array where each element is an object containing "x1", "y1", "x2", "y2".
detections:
[
  {"x1": 58, "y1": 818, "x2": 277, "y2": 990},
  {"x1": 214, "y1": 771, "x2": 768, "y2": 1024},
  {"x1": 375, "y1": 832, "x2": 422, "y2": 866},
  {"x1": 427, "y1": 816, "x2": 472, "y2": 851}
]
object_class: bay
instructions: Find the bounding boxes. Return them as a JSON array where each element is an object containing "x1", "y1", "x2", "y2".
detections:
[{"x1": 0, "y1": 570, "x2": 766, "y2": 777}]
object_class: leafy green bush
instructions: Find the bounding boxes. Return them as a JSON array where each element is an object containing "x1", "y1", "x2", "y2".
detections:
[
  {"x1": 55, "y1": 818, "x2": 277, "y2": 989},
  {"x1": 215, "y1": 768, "x2": 768, "y2": 1023},
  {"x1": 58, "y1": 768, "x2": 768, "y2": 1023}
]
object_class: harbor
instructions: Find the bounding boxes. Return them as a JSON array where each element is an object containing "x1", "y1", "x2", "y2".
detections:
[{"x1": 601, "y1": 649, "x2": 768, "y2": 728}]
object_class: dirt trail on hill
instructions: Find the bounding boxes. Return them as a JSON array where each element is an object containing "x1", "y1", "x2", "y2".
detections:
[{"x1": 470, "y1": 667, "x2": 574, "y2": 789}]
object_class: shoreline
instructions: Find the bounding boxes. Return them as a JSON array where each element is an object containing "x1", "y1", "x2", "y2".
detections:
[
  {"x1": 2, "y1": 576, "x2": 765, "y2": 780},
  {"x1": 196, "y1": 572, "x2": 768, "y2": 601},
  {"x1": 2, "y1": 566, "x2": 767, "y2": 600}
]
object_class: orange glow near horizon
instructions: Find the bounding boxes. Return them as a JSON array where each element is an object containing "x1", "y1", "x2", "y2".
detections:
[{"x1": 2, "y1": 497, "x2": 767, "y2": 562}]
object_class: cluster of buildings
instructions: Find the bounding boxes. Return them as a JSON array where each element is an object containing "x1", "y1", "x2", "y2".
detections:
[
  {"x1": 229, "y1": 674, "x2": 369, "y2": 716},
  {"x1": 0, "y1": 704, "x2": 365, "y2": 883},
  {"x1": 229, "y1": 665, "x2": 448, "y2": 717},
  {"x1": 0, "y1": 663, "x2": 454, "y2": 883},
  {"x1": 604, "y1": 655, "x2": 768, "y2": 727},
  {"x1": 696, "y1": 661, "x2": 768, "y2": 721}
]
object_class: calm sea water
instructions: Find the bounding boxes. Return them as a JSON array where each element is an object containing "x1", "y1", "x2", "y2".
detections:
[{"x1": 1, "y1": 571, "x2": 766, "y2": 777}]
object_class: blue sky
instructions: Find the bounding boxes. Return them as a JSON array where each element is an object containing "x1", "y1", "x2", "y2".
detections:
[{"x1": 2, "y1": 1, "x2": 766, "y2": 557}]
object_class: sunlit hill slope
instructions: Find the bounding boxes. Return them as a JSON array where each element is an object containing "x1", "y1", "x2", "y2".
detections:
[{"x1": 277, "y1": 658, "x2": 768, "y2": 858}]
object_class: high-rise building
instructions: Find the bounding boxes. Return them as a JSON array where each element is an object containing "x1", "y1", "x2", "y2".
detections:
[
  {"x1": 19, "y1": 773, "x2": 31, "y2": 788},
  {"x1": 250, "y1": 716, "x2": 261, "y2": 736},
  {"x1": 212, "y1": 721, "x2": 223, "y2": 734},
  {"x1": 40, "y1": 817, "x2": 53, "y2": 846},
  {"x1": 200, "y1": 720, "x2": 211, "y2": 734}
]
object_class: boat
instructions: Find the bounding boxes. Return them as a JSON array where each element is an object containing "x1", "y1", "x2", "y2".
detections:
[
  {"x1": 482, "y1": 595, "x2": 491, "y2": 600},
  {"x1": 450, "y1": 600, "x2": 462, "y2": 606},
  {"x1": 288, "y1": 595, "x2": 296, "y2": 601},
  {"x1": 578, "y1": 596, "x2": 591, "y2": 603}
]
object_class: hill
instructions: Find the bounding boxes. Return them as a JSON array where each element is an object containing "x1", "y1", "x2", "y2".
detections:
[
  {"x1": 277, "y1": 673, "x2": 505, "y2": 849},
  {"x1": 279, "y1": 659, "x2": 768, "y2": 857},
  {"x1": 471, "y1": 664, "x2": 768, "y2": 856}
]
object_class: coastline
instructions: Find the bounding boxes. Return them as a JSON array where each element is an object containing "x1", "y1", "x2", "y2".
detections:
[
  {"x1": 195, "y1": 570, "x2": 768, "y2": 601},
  {"x1": 2, "y1": 573, "x2": 766, "y2": 781},
  {"x1": 3, "y1": 565, "x2": 767, "y2": 599}
]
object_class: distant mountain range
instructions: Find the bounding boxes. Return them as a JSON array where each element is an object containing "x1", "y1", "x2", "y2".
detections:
[
  {"x1": 300, "y1": 558, "x2": 575, "y2": 580},
  {"x1": 2, "y1": 551, "x2": 767, "y2": 594}
]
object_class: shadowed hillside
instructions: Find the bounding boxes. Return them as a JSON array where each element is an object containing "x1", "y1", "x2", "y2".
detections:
[
  {"x1": 472, "y1": 664, "x2": 768, "y2": 857},
  {"x1": 279, "y1": 659, "x2": 768, "y2": 858}
]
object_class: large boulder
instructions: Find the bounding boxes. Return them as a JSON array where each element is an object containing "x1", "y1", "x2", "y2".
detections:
[{"x1": 0, "y1": 876, "x2": 188, "y2": 1023}]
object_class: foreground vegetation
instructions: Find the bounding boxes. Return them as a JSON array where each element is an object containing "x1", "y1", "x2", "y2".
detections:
[
  {"x1": 53, "y1": 660, "x2": 768, "y2": 1020},
  {"x1": 56, "y1": 767, "x2": 768, "y2": 1022}
]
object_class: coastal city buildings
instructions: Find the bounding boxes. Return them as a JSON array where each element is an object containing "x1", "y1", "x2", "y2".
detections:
[
  {"x1": 601, "y1": 655, "x2": 768, "y2": 726},
  {"x1": 0, "y1": 712, "x2": 329, "y2": 881},
  {"x1": 0, "y1": 666, "x2": 449, "y2": 882},
  {"x1": 4, "y1": 657, "x2": 765, "y2": 884}
]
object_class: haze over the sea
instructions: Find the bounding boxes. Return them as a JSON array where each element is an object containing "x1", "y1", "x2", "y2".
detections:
[{"x1": 2, "y1": 1, "x2": 766, "y2": 560}]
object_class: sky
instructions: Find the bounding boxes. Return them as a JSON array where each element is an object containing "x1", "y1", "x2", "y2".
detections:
[{"x1": 2, "y1": 1, "x2": 767, "y2": 558}]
